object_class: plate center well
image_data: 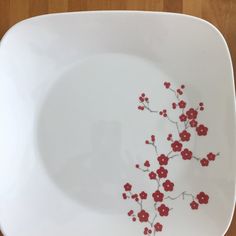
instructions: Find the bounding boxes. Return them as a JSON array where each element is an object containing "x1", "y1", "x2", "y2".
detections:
[{"x1": 36, "y1": 53, "x2": 186, "y2": 213}]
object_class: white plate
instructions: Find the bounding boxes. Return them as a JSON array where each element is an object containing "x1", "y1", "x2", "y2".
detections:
[{"x1": 0, "y1": 11, "x2": 235, "y2": 236}]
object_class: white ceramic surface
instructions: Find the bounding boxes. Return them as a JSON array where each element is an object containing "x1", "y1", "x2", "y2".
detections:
[{"x1": 0, "y1": 11, "x2": 235, "y2": 236}]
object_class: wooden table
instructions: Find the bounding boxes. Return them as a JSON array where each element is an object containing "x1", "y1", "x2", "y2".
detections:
[{"x1": 0, "y1": 0, "x2": 235, "y2": 235}]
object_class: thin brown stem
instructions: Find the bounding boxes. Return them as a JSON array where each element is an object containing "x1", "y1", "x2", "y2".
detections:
[
  {"x1": 137, "y1": 167, "x2": 150, "y2": 172},
  {"x1": 136, "y1": 200, "x2": 143, "y2": 210},
  {"x1": 151, "y1": 143, "x2": 158, "y2": 154},
  {"x1": 165, "y1": 191, "x2": 195, "y2": 201},
  {"x1": 169, "y1": 154, "x2": 179, "y2": 159},
  {"x1": 167, "y1": 115, "x2": 180, "y2": 134},
  {"x1": 142, "y1": 103, "x2": 159, "y2": 113},
  {"x1": 167, "y1": 150, "x2": 173, "y2": 157},
  {"x1": 169, "y1": 88, "x2": 180, "y2": 101},
  {"x1": 184, "y1": 120, "x2": 189, "y2": 129},
  {"x1": 192, "y1": 156, "x2": 200, "y2": 161},
  {"x1": 150, "y1": 214, "x2": 157, "y2": 227},
  {"x1": 156, "y1": 178, "x2": 160, "y2": 190}
]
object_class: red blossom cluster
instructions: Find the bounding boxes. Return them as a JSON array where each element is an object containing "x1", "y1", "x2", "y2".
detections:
[
  {"x1": 138, "y1": 93, "x2": 149, "y2": 111},
  {"x1": 166, "y1": 133, "x2": 173, "y2": 142},
  {"x1": 145, "y1": 135, "x2": 156, "y2": 144},
  {"x1": 123, "y1": 181, "x2": 209, "y2": 234},
  {"x1": 200, "y1": 152, "x2": 219, "y2": 167},
  {"x1": 122, "y1": 82, "x2": 219, "y2": 235}
]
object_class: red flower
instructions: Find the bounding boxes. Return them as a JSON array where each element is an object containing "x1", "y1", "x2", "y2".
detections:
[
  {"x1": 124, "y1": 183, "x2": 132, "y2": 191},
  {"x1": 131, "y1": 194, "x2": 139, "y2": 202},
  {"x1": 177, "y1": 89, "x2": 183, "y2": 95},
  {"x1": 157, "y1": 154, "x2": 169, "y2": 165},
  {"x1": 139, "y1": 96, "x2": 144, "y2": 102},
  {"x1": 196, "y1": 124, "x2": 208, "y2": 136},
  {"x1": 151, "y1": 135, "x2": 155, "y2": 142},
  {"x1": 128, "y1": 210, "x2": 134, "y2": 216},
  {"x1": 139, "y1": 191, "x2": 148, "y2": 200},
  {"x1": 149, "y1": 171, "x2": 157, "y2": 180},
  {"x1": 132, "y1": 217, "x2": 136, "y2": 222},
  {"x1": 143, "y1": 227, "x2": 148, "y2": 235},
  {"x1": 144, "y1": 160, "x2": 150, "y2": 167},
  {"x1": 138, "y1": 106, "x2": 144, "y2": 110},
  {"x1": 207, "y1": 152, "x2": 216, "y2": 161},
  {"x1": 157, "y1": 204, "x2": 170, "y2": 217},
  {"x1": 190, "y1": 201, "x2": 199, "y2": 210},
  {"x1": 179, "y1": 130, "x2": 191, "y2": 142},
  {"x1": 167, "y1": 133, "x2": 172, "y2": 141},
  {"x1": 152, "y1": 190, "x2": 164, "y2": 202},
  {"x1": 122, "y1": 193, "x2": 127, "y2": 199},
  {"x1": 186, "y1": 108, "x2": 198, "y2": 120},
  {"x1": 179, "y1": 114, "x2": 187, "y2": 122},
  {"x1": 162, "y1": 180, "x2": 174, "y2": 192},
  {"x1": 171, "y1": 141, "x2": 183, "y2": 152},
  {"x1": 190, "y1": 119, "x2": 198, "y2": 127},
  {"x1": 162, "y1": 109, "x2": 167, "y2": 117},
  {"x1": 200, "y1": 158, "x2": 209, "y2": 167},
  {"x1": 178, "y1": 100, "x2": 186, "y2": 108},
  {"x1": 156, "y1": 167, "x2": 168, "y2": 178},
  {"x1": 144, "y1": 227, "x2": 148, "y2": 235},
  {"x1": 181, "y1": 148, "x2": 192, "y2": 160},
  {"x1": 137, "y1": 210, "x2": 149, "y2": 222},
  {"x1": 164, "y1": 82, "x2": 171, "y2": 89},
  {"x1": 196, "y1": 192, "x2": 209, "y2": 204},
  {"x1": 172, "y1": 103, "x2": 177, "y2": 109},
  {"x1": 144, "y1": 227, "x2": 152, "y2": 235},
  {"x1": 154, "y1": 222, "x2": 163, "y2": 232}
]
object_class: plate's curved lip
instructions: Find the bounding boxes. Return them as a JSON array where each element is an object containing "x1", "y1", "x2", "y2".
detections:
[
  {"x1": 0, "y1": 11, "x2": 234, "y2": 85},
  {"x1": 0, "y1": 10, "x2": 234, "y2": 70},
  {"x1": 0, "y1": 10, "x2": 235, "y2": 236}
]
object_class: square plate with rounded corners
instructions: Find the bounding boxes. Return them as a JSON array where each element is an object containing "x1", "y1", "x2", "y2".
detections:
[{"x1": 0, "y1": 11, "x2": 235, "y2": 236}]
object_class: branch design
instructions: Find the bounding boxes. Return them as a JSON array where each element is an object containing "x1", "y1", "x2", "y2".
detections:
[{"x1": 123, "y1": 82, "x2": 220, "y2": 235}]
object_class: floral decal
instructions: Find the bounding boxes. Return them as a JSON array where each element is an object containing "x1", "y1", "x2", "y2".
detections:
[{"x1": 122, "y1": 82, "x2": 220, "y2": 235}]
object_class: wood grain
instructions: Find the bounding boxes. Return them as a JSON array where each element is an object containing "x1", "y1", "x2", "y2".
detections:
[
  {"x1": 48, "y1": 0, "x2": 68, "y2": 13},
  {"x1": 0, "y1": 0, "x2": 10, "y2": 37},
  {"x1": 0, "y1": 0, "x2": 235, "y2": 235},
  {"x1": 9, "y1": 0, "x2": 29, "y2": 25},
  {"x1": 164, "y1": 0, "x2": 183, "y2": 13},
  {"x1": 202, "y1": 0, "x2": 236, "y2": 86},
  {"x1": 29, "y1": 0, "x2": 48, "y2": 17},
  {"x1": 183, "y1": 0, "x2": 202, "y2": 17}
]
